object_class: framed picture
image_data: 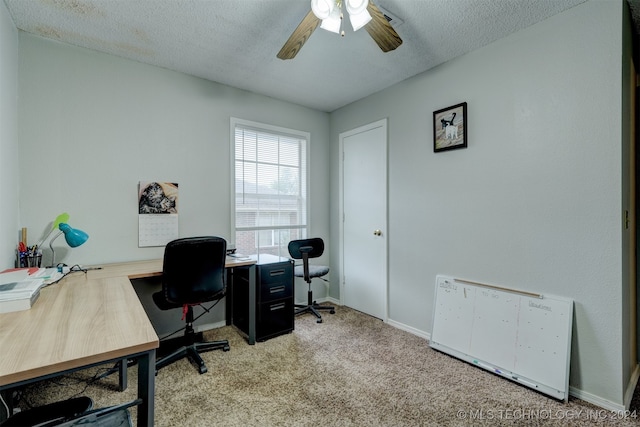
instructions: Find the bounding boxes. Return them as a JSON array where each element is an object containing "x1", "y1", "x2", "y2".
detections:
[{"x1": 433, "y1": 102, "x2": 467, "y2": 153}]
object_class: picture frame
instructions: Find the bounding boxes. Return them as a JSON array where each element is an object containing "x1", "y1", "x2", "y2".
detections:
[{"x1": 433, "y1": 102, "x2": 467, "y2": 153}]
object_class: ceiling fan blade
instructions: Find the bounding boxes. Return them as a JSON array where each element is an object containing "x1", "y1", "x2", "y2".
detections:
[
  {"x1": 365, "y1": 2, "x2": 403, "y2": 52},
  {"x1": 277, "y1": 10, "x2": 321, "y2": 60}
]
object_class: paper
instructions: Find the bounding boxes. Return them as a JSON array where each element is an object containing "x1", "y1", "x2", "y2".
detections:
[
  {"x1": 138, "y1": 214, "x2": 179, "y2": 247},
  {"x1": 138, "y1": 181, "x2": 179, "y2": 247},
  {"x1": 0, "y1": 270, "x2": 31, "y2": 286}
]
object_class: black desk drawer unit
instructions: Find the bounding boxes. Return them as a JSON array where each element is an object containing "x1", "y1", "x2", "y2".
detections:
[
  {"x1": 259, "y1": 262, "x2": 293, "y2": 301},
  {"x1": 233, "y1": 255, "x2": 294, "y2": 342}
]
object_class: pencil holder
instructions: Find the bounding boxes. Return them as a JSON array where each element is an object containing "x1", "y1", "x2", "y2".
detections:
[
  {"x1": 27, "y1": 254, "x2": 42, "y2": 267},
  {"x1": 16, "y1": 250, "x2": 28, "y2": 268}
]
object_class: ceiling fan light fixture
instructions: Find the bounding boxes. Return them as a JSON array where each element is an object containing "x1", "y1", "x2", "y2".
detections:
[
  {"x1": 311, "y1": 0, "x2": 335, "y2": 20},
  {"x1": 345, "y1": 0, "x2": 368, "y2": 15},
  {"x1": 320, "y1": 5, "x2": 342, "y2": 34},
  {"x1": 348, "y1": 8, "x2": 372, "y2": 31},
  {"x1": 278, "y1": 0, "x2": 401, "y2": 60}
]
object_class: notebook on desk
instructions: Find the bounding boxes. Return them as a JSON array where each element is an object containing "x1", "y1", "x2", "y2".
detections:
[
  {"x1": 0, "y1": 289, "x2": 40, "y2": 313},
  {"x1": 0, "y1": 268, "x2": 65, "y2": 313},
  {"x1": 0, "y1": 278, "x2": 44, "y2": 313},
  {"x1": 0, "y1": 268, "x2": 38, "y2": 285}
]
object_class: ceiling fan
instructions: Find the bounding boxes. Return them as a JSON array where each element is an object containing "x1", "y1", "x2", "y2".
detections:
[{"x1": 277, "y1": 0, "x2": 403, "y2": 60}]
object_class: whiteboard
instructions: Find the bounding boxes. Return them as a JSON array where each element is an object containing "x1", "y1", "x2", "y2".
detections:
[{"x1": 430, "y1": 275, "x2": 573, "y2": 401}]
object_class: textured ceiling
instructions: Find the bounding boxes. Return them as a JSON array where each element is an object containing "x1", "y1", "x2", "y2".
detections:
[{"x1": 4, "y1": 0, "x2": 592, "y2": 112}]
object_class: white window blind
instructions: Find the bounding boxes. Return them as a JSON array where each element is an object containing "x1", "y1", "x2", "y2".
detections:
[{"x1": 232, "y1": 119, "x2": 308, "y2": 257}]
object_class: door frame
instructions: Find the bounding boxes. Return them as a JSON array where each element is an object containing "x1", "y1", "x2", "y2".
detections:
[{"x1": 338, "y1": 118, "x2": 389, "y2": 320}]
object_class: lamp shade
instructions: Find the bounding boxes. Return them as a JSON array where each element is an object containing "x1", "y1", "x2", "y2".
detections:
[
  {"x1": 311, "y1": 0, "x2": 335, "y2": 20},
  {"x1": 58, "y1": 223, "x2": 89, "y2": 248},
  {"x1": 320, "y1": 6, "x2": 342, "y2": 34},
  {"x1": 345, "y1": 0, "x2": 368, "y2": 15},
  {"x1": 348, "y1": 8, "x2": 371, "y2": 31}
]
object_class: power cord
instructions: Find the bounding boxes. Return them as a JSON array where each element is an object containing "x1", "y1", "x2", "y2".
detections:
[
  {"x1": 0, "y1": 391, "x2": 10, "y2": 419},
  {"x1": 39, "y1": 264, "x2": 102, "y2": 289}
]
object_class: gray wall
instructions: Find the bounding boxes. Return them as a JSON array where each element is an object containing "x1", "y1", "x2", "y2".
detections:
[
  {"x1": 16, "y1": 33, "x2": 331, "y2": 269},
  {"x1": 329, "y1": 0, "x2": 630, "y2": 409},
  {"x1": 0, "y1": 1, "x2": 18, "y2": 270},
  {"x1": 15, "y1": 32, "x2": 331, "y2": 315}
]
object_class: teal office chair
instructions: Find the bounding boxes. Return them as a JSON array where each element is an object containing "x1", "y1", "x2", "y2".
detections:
[
  {"x1": 288, "y1": 238, "x2": 335, "y2": 323},
  {"x1": 153, "y1": 236, "x2": 230, "y2": 374}
]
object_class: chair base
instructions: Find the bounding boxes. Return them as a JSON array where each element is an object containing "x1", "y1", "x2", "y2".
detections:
[
  {"x1": 295, "y1": 291, "x2": 335, "y2": 323},
  {"x1": 156, "y1": 332, "x2": 229, "y2": 375}
]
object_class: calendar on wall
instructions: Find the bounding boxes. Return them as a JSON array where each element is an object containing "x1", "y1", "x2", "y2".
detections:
[{"x1": 138, "y1": 181, "x2": 179, "y2": 247}]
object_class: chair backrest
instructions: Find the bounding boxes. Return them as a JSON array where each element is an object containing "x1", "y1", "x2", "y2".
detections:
[
  {"x1": 288, "y1": 238, "x2": 324, "y2": 284},
  {"x1": 288, "y1": 238, "x2": 324, "y2": 260},
  {"x1": 162, "y1": 236, "x2": 227, "y2": 305}
]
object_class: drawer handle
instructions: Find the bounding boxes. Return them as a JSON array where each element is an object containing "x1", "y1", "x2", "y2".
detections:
[
  {"x1": 270, "y1": 286, "x2": 286, "y2": 294},
  {"x1": 270, "y1": 302, "x2": 286, "y2": 311},
  {"x1": 269, "y1": 269, "x2": 286, "y2": 277}
]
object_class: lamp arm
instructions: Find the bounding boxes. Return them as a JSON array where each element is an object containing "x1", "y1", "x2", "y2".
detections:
[
  {"x1": 35, "y1": 227, "x2": 56, "y2": 248},
  {"x1": 49, "y1": 230, "x2": 63, "y2": 267}
]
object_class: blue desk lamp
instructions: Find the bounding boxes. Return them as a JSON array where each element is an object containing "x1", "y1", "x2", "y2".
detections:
[
  {"x1": 35, "y1": 213, "x2": 89, "y2": 267},
  {"x1": 41, "y1": 215, "x2": 89, "y2": 267},
  {"x1": 49, "y1": 223, "x2": 89, "y2": 267}
]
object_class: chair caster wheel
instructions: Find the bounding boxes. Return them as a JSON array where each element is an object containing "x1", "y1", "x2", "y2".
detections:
[
  {"x1": 199, "y1": 366, "x2": 208, "y2": 374},
  {"x1": 316, "y1": 318, "x2": 323, "y2": 323},
  {"x1": 223, "y1": 345, "x2": 230, "y2": 352},
  {"x1": 330, "y1": 310, "x2": 335, "y2": 314}
]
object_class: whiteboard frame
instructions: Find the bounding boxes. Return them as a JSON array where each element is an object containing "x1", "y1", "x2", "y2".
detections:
[{"x1": 429, "y1": 275, "x2": 574, "y2": 401}]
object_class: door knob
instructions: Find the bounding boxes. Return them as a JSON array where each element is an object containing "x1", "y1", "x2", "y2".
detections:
[{"x1": 373, "y1": 230, "x2": 382, "y2": 236}]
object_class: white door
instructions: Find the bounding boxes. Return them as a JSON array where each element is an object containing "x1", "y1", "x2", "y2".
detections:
[{"x1": 340, "y1": 119, "x2": 387, "y2": 320}]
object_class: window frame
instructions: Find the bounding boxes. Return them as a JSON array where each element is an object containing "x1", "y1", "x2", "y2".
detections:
[{"x1": 230, "y1": 118, "x2": 310, "y2": 256}]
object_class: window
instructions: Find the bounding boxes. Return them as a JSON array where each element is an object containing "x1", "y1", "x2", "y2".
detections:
[{"x1": 231, "y1": 118, "x2": 308, "y2": 257}]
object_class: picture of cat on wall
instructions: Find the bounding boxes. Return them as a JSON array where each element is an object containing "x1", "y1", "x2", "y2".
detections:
[
  {"x1": 139, "y1": 181, "x2": 178, "y2": 214},
  {"x1": 433, "y1": 102, "x2": 467, "y2": 153}
]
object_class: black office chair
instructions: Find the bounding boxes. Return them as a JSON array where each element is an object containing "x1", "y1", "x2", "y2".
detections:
[
  {"x1": 1, "y1": 398, "x2": 141, "y2": 427},
  {"x1": 153, "y1": 236, "x2": 230, "y2": 374},
  {"x1": 288, "y1": 238, "x2": 335, "y2": 323},
  {"x1": 0, "y1": 396, "x2": 93, "y2": 427}
]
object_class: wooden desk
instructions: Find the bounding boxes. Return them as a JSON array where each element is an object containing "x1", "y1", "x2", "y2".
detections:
[{"x1": 0, "y1": 257, "x2": 256, "y2": 426}]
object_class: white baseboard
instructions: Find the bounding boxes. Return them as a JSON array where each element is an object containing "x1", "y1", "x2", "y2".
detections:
[
  {"x1": 624, "y1": 364, "x2": 640, "y2": 409},
  {"x1": 325, "y1": 296, "x2": 340, "y2": 305},
  {"x1": 568, "y1": 386, "x2": 626, "y2": 412},
  {"x1": 573, "y1": 363, "x2": 639, "y2": 411},
  {"x1": 385, "y1": 318, "x2": 430, "y2": 340},
  {"x1": 296, "y1": 296, "x2": 340, "y2": 306}
]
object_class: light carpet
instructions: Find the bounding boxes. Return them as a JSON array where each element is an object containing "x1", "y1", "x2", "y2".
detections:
[{"x1": 17, "y1": 305, "x2": 640, "y2": 426}]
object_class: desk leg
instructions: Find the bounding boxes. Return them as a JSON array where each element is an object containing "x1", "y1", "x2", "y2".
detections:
[
  {"x1": 118, "y1": 358, "x2": 128, "y2": 391},
  {"x1": 137, "y1": 349, "x2": 155, "y2": 427},
  {"x1": 247, "y1": 265, "x2": 256, "y2": 345},
  {"x1": 225, "y1": 269, "x2": 233, "y2": 326}
]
